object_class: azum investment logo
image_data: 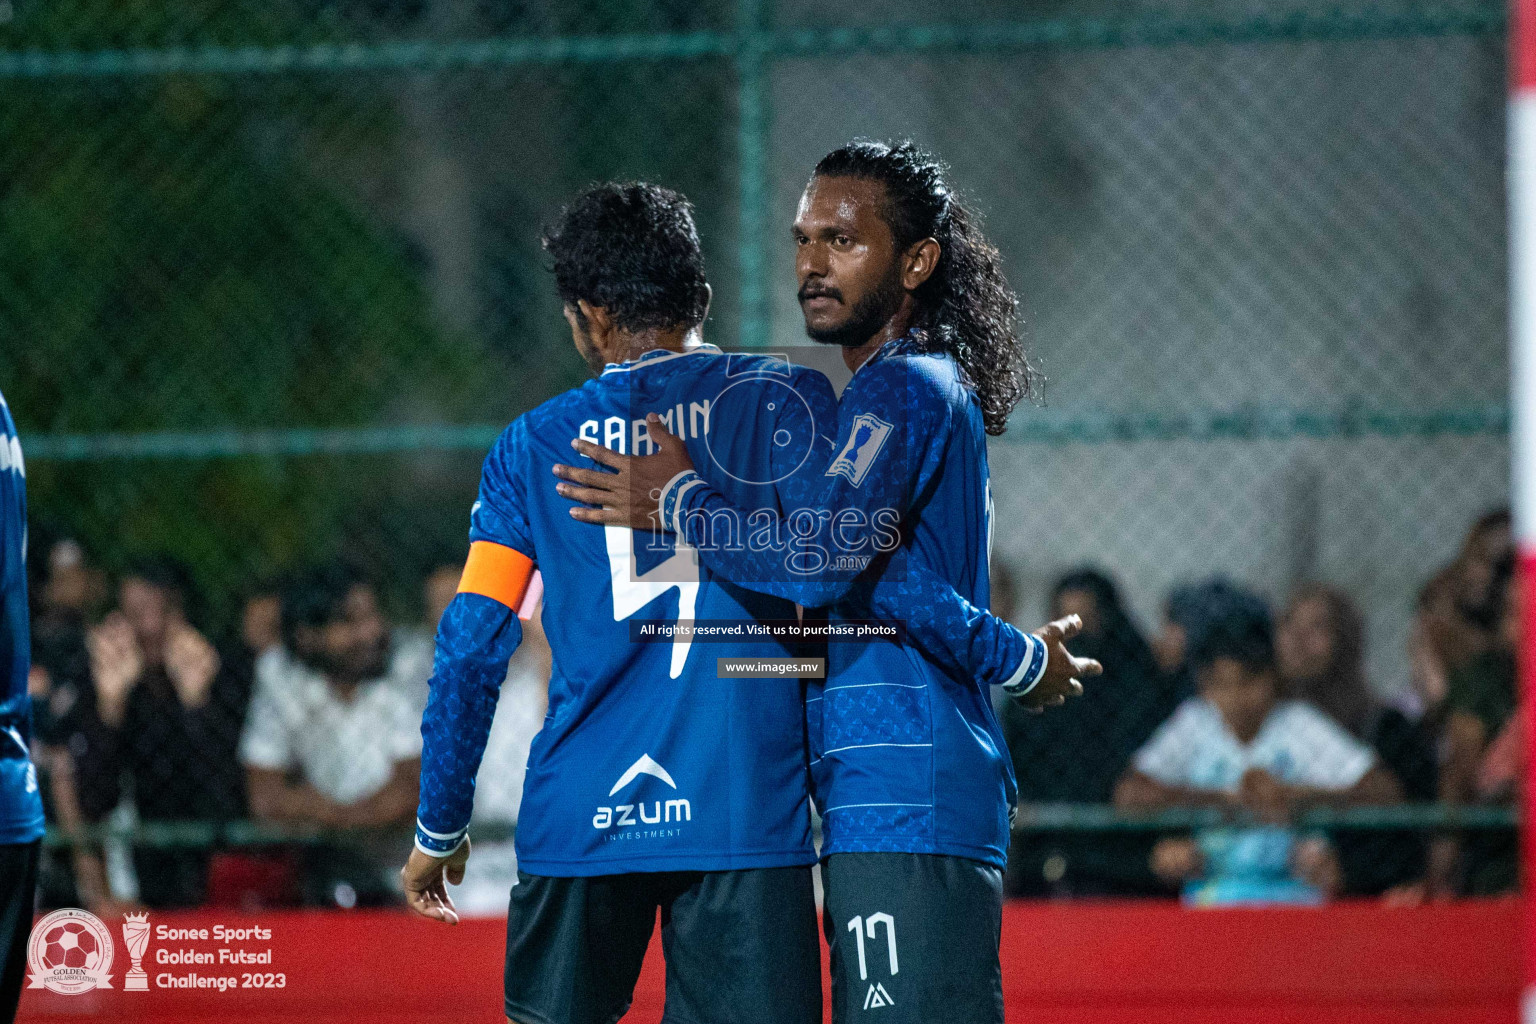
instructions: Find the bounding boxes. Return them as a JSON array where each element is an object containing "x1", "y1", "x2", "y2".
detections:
[{"x1": 592, "y1": 753, "x2": 691, "y2": 830}]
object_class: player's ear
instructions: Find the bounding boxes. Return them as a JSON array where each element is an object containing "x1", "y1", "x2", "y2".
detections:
[
  {"x1": 577, "y1": 300, "x2": 612, "y2": 342},
  {"x1": 902, "y1": 237, "x2": 941, "y2": 291},
  {"x1": 699, "y1": 282, "x2": 713, "y2": 321},
  {"x1": 562, "y1": 304, "x2": 586, "y2": 345}
]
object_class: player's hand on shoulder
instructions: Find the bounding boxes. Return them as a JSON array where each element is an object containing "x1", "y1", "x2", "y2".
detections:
[
  {"x1": 401, "y1": 838, "x2": 470, "y2": 926},
  {"x1": 554, "y1": 413, "x2": 695, "y2": 530},
  {"x1": 1015, "y1": 614, "x2": 1103, "y2": 713}
]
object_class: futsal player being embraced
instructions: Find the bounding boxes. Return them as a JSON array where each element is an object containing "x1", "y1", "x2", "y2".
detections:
[
  {"x1": 554, "y1": 142, "x2": 1101, "y2": 1023},
  {"x1": 402, "y1": 182, "x2": 1080, "y2": 1024},
  {"x1": 0, "y1": 392, "x2": 45, "y2": 1024}
]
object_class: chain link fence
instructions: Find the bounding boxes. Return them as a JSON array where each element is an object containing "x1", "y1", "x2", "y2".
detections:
[{"x1": 0, "y1": 0, "x2": 1516, "y2": 909}]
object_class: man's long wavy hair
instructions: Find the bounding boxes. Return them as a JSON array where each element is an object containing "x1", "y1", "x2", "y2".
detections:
[{"x1": 814, "y1": 140, "x2": 1035, "y2": 435}]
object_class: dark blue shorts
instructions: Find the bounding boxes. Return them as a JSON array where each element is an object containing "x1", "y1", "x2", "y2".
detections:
[
  {"x1": 504, "y1": 866, "x2": 821, "y2": 1024},
  {"x1": 822, "y1": 853, "x2": 1004, "y2": 1024}
]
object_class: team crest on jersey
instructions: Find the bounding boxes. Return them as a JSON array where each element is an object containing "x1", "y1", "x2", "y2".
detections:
[{"x1": 826, "y1": 414, "x2": 893, "y2": 487}]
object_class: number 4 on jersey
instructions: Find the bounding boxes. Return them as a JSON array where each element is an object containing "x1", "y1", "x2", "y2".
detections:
[{"x1": 605, "y1": 525, "x2": 699, "y2": 678}]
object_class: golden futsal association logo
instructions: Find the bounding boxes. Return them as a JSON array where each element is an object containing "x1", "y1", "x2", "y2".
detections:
[{"x1": 26, "y1": 908, "x2": 115, "y2": 995}]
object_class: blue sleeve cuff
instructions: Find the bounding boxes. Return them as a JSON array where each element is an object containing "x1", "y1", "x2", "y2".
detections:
[
  {"x1": 414, "y1": 819, "x2": 468, "y2": 858},
  {"x1": 1000, "y1": 632, "x2": 1049, "y2": 697},
  {"x1": 658, "y1": 469, "x2": 707, "y2": 536}
]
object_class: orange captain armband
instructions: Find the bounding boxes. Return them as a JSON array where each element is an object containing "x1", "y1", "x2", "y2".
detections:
[{"x1": 457, "y1": 541, "x2": 538, "y2": 619}]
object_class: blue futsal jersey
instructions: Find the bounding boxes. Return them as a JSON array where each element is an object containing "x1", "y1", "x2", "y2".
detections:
[
  {"x1": 667, "y1": 337, "x2": 1024, "y2": 868},
  {"x1": 420, "y1": 345, "x2": 829, "y2": 875},
  {"x1": 0, "y1": 391, "x2": 44, "y2": 846}
]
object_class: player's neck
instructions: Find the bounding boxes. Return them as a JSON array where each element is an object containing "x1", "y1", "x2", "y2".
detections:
[
  {"x1": 841, "y1": 301, "x2": 915, "y2": 374},
  {"x1": 611, "y1": 324, "x2": 703, "y2": 365}
]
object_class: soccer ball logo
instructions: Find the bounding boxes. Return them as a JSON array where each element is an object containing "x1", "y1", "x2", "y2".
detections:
[
  {"x1": 27, "y1": 908, "x2": 114, "y2": 995},
  {"x1": 42, "y1": 922, "x2": 101, "y2": 972}
]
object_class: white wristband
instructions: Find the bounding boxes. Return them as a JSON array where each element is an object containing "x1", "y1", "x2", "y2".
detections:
[
  {"x1": 414, "y1": 818, "x2": 468, "y2": 858},
  {"x1": 414, "y1": 835, "x2": 466, "y2": 859},
  {"x1": 672, "y1": 479, "x2": 707, "y2": 536},
  {"x1": 1001, "y1": 633, "x2": 1050, "y2": 697},
  {"x1": 654, "y1": 469, "x2": 696, "y2": 528}
]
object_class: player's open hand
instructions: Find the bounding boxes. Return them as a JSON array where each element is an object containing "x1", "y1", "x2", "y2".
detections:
[
  {"x1": 401, "y1": 839, "x2": 470, "y2": 926},
  {"x1": 554, "y1": 413, "x2": 696, "y2": 530},
  {"x1": 1015, "y1": 614, "x2": 1103, "y2": 712}
]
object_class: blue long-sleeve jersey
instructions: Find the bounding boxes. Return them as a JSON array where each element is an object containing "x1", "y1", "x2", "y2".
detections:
[
  {"x1": 668, "y1": 337, "x2": 1022, "y2": 867},
  {"x1": 415, "y1": 344, "x2": 1031, "y2": 874},
  {"x1": 0, "y1": 391, "x2": 44, "y2": 845}
]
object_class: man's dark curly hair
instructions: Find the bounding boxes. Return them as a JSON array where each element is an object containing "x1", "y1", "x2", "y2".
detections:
[
  {"x1": 542, "y1": 181, "x2": 710, "y2": 333},
  {"x1": 281, "y1": 561, "x2": 371, "y2": 647},
  {"x1": 813, "y1": 141, "x2": 1035, "y2": 435}
]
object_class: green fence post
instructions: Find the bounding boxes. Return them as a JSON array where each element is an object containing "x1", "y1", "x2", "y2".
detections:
[{"x1": 736, "y1": 0, "x2": 769, "y2": 350}]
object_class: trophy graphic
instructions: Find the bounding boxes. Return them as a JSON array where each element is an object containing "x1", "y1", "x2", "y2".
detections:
[{"x1": 121, "y1": 913, "x2": 151, "y2": 991}]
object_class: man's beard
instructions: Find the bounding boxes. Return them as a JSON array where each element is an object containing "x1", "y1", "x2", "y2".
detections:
[
  {"x1": 802, "y1": 270, "x2": 905, "y2": 349},
  {"x1": 305, "y1": 634, "x2": 392, "y2": 686}
]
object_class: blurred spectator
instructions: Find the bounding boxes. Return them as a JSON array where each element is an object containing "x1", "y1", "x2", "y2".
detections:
[
  {"x1": 242, "y1": 586, "x2": 283, "y2": 663},
  {"x1": 423, "y1": 564, "x2": 460, "y2": 629},
  {"x1": 384, "y1": 565, "x2": 456, "y2": 715},
  {"x1": 69, "y1": 559, "x2": 251, "y2": 909},
  {"x1": 1003, "y1": 567, "x2": 1174, "y2": 896},
  {"x1": 1442, "y1": 552, "x2": 1518, "y2": 791},
  {"x1": 1452, "y1": 509, "x2": 1512, "y2": 641},
  {"x1": 1151, "y1": 578, "x2": 1240, "y2": 704},
  {"x1": 451, "y1": 607, "x2": 551, "y2": 915},
  {"x1": 239, "y1": 563, "x2": 422, "y2": 907},
  {"x1": 1400, "y1": 509, "x2": 1514, "y2": 734},
  {"x1": 1424, "y1": 551, "x2": 1518, "y2": 897},
  {"x1": 26, "y1": 538, "x2": 98, "y2": 755},
  {"x1": 1114, "y1": 586, "x2": 1400, "y2": 906},
  {"x1": 29, "y1": 537, "x2": 105, "y2": 694},
  {"x1": 220, "y1": 581, "x2": 285, "y2": 728},
  {"x1": 1276, "y1": 584, "x2": 1433, "y2": 894},
  {"x1": 1402, "y1": 567, "x2": 1464, "y2": 725}
]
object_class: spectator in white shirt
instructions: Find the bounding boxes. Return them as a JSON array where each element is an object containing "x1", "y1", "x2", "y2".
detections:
[
  {"x1": 239, "y1": 564, "x2": 421, "y2": 906},
  {"x1": 1114, "y1": 586, "x2": 1400, "y2": 905}
]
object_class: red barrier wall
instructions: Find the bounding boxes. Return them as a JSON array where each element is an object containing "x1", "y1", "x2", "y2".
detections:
[{"x1": 16, "y1": 899, "x2": 1519, "y2": 1024}]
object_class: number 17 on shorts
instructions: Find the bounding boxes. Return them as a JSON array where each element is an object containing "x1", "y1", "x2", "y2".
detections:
[{"x1": 847, "y1": 913, "x2": 898, "y2": 1010}]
